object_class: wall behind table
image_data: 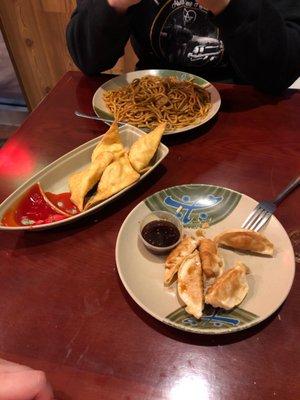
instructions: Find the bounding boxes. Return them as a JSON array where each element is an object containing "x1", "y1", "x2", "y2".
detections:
[{"x1": 0, "y1": 0, "x2": 137, "y2": 110}]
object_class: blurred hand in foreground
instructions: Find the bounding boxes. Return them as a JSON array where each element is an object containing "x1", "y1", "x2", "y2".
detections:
[
  {"x1": 197, "y1": 0, "x2": 231, "y2": 15},
  {"x1": 108, "y1": 0, "x2": 142, "y2": 13},
  {"x1": 0, "y1": 359, "x2": 54, "y2": 400}
]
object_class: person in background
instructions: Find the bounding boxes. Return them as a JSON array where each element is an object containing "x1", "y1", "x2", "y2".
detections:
[
  {"x1": 66, "y1": 0, "x2": 300, "y2": 94},
  {"x1": 0, "y1": 359, "x2": 54, "y2": 400}
]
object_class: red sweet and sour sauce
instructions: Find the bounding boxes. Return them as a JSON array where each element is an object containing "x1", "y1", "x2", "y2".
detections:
[
  {"x1": 1, "y1": 183, "x2": 78, "y2": 227},
  {"x1": 45, "y1": 191, "x2": 78, "y2": 216}
]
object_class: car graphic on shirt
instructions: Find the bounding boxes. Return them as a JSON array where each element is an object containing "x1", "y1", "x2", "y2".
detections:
[{"x1": 187, "y1": 36, "x2": 224, "y2": 62}]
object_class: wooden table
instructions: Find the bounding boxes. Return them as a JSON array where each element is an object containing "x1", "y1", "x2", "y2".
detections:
[{"x1": 0, "y1": 72, "x2": 299, "y2": 400}]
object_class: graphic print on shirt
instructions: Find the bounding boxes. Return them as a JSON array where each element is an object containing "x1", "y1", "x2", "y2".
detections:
[{"x1": 150, "y1": 0, "x2": 224, "y2": 67}]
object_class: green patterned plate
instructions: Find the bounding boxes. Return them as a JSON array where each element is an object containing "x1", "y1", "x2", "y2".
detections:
[
  {"x1": 92, "y1": 69, "x2": 221, "y2": 135},
  {"x1": 115, "y1": 184, "x2": 295, "y2": 334}
]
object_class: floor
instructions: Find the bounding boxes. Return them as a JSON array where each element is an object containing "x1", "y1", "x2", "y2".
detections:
[{"x1": 0, "y1": 31, "x2": 28, "y2": 147}]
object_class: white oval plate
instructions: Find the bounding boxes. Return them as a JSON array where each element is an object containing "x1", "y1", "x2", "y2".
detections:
[
  {"x1": 0, "y1": 125, "x2": 169, "y2": 231},
  {"x1": 116, "y1": 184, "x2": 295, "y2": 334},
  {"x1": 93, "y1": 69, "x2": 221, "y2": 135}
]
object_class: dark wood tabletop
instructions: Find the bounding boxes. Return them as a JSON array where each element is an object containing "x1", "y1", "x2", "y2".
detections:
[{"x1": 0, "y1": 71, "x2": 299, "y2": 400}]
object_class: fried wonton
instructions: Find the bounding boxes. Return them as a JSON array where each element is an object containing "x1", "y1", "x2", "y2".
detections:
[
  {"x1": 128, "y1": 122, "x2": 166, "y2": 173},
  {"x1": 214, "y1": 229, "x2": 274, "y2": 256},
  {"x1": 178, "y1": 250, "x2": 204, "y2": 319},
  {"x1": 84, "y1": 154, "x2": 140, "y2": 209},
  {"x1": 68, "y1": 151, "x2": 114, "y2": 211},
  {"x1": 91, "y1": 122, "x2": 125, "y2": 162},
  {"x1": 164, "y1": 236, "x2": 201, "y2": 285},
  {"x1": 199, "y1": 238, "x2": 224, "y2": 285},
  {"x1": 205, "y1": 262, "x2": 249, "y2": 310}
]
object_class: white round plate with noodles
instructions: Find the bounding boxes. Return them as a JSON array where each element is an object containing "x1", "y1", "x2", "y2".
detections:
[
  {"x1": 115, "y1": 184, "x2": 295, "y2": 334},
  {"x1": 92, "y1": 69, "x2": 221, "y2": 135}
]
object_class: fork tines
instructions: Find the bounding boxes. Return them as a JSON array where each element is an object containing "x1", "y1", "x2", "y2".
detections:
[{"x1": 241, "y1": 206, "x2": 272, "y2": 232}]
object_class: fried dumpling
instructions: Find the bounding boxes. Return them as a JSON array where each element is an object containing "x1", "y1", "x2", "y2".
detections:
[
  {"x1": 84, "y1": 154, "x2": 140, "y2": 209},
  {"x1": 177, "y1": 250, "x2": 204, "y2": 319},
  {"x1": 205, "y1": 262, "x2": 249, "y2": 310},
  {"x1": 164, "y1": 236, "x2": 200, "y2": 285},
  {"x1": 91, "y1": 122, "x2": 125, "y2": 162},
  {"x1": 128, "y1": 122, "x2": 166, "y2": 173},
  {"x1": 214, "y1": 229, "x2": 274, "y2": 256},
  {"x1": 199, "y1": 238, "x2": 224, "y2": 285},
  {"x1": 68, "y1": 151, "x2": 114, "y2": 211}
]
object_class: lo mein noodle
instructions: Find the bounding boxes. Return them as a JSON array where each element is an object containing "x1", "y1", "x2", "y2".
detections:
[{"x1": 103, "y1": 75, "x2": 211, "y2": 131}]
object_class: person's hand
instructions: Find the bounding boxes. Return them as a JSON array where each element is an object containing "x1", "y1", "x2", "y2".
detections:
[
  {"x1": 197, "y1": 0, "x2": 231, "y2": 15},
  {"x1": 0, "y1": 359, "x2": 54, "y2": 400},
  {"x1": 108, "y1": 0, "x2": 141, "y2": 13}
]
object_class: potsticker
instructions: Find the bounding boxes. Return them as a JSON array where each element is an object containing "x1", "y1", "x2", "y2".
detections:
[
  {"x1": 68, "y1": 151, "x2": 114, "y2": 211},
  {"x1": 91, "y1": 122, "x2": 125, "y2": 162},
  {"x1": 178, "y1": 250, "x2": 204, "y2": 319},
  {"x1": 199, "y1": 238, "x2": 224, "y2": 286},
  {"x1": 164, "y1": 236, "x2": 201, "y2": 285},
  {"x1": 214, "y1": 229, "x2": 274, "y2": 256},
  {"x1": 84, "y1": 154, "x2": 140, "y2": 209},
  {"x1": 205, "y1": 262, "x2": 249, "y2": 310},
  {"x1": 129, "y1": 122, "x2": 166, "y2": 173}
]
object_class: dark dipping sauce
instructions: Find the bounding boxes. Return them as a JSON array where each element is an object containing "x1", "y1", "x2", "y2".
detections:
[{"x1": 141, "y1": 220, "x2": 180, "y2": 248}]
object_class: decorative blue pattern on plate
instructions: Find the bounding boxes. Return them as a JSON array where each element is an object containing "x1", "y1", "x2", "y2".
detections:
[
  {"x1": 145, "y1": 184, "x2": 241, "y2": 228},
  {"x1": 166, "y1": 305, "x2": 258, "y2": 332},
  {"x1": 164, "y1": 194, "x2": 223, "y2": 224}
]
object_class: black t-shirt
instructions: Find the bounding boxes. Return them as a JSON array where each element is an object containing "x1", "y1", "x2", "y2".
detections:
[
  {"x1": 67, "y1": 0, "x2": 300, "y2": 93},
  {"x1": 130, "y1": 0, "x2": 234, "y2": 80},
  {"x1": 134, "y1": 1, "x2": 223, "y2": 67}
]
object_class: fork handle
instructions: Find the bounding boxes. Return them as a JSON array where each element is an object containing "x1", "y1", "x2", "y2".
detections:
[
  {"x1": 273, "y1": 176, "x2": 300, "y2": 205},
  {"x1": 74, "y1": 111, "x2": 125, "y2": 126}
]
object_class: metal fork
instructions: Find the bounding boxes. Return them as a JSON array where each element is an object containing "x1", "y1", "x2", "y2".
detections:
[
  {"x1": 241, "y1": 176, "x2": 300, "y2": 231},
  {"x1": 74, "y1": 111, "x2": 126, "y2": 126}
]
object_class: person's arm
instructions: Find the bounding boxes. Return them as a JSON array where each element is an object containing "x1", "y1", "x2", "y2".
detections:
[
  {"x1": 0, "y1": 359, "x2": 53, "y2": 400},
  {"x1": 200, "y1": 0, "x2": 300, "y2": 94},
  {"x1": 66, "y1": 0, "x2": 135, "y2": 75}
]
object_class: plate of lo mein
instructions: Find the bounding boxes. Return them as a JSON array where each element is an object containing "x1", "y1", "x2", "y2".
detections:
[{"x1": 92, "y1": 69, "x2": 221, "y2": 135}]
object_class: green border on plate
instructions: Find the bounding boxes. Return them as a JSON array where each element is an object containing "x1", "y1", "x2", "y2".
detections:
[
  {"x1": 144, "y1": 184, "x2": 241, "y2": 228},
  {"x1": 166, "y1": 305, "x2": 258, "y2": 332}
]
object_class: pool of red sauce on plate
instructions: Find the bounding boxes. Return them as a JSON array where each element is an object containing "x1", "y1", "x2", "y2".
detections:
[
  {"x1": 1, "y1": 183, "x2": 79, "y2": 227},
  {"x1": 45, "y1": 191, "x2": 78, "y2": 215}
]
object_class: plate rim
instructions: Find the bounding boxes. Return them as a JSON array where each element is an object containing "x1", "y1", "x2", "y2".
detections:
[
  {"x1": 92, "y1": 69, "x2": 221, "y2": 135},
  {"x1": 0, "y1": 125, "x2": 169, "y2": 231},
  {"x1": 115, "y1": 183, "x2": 296, "y2": 335}
]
